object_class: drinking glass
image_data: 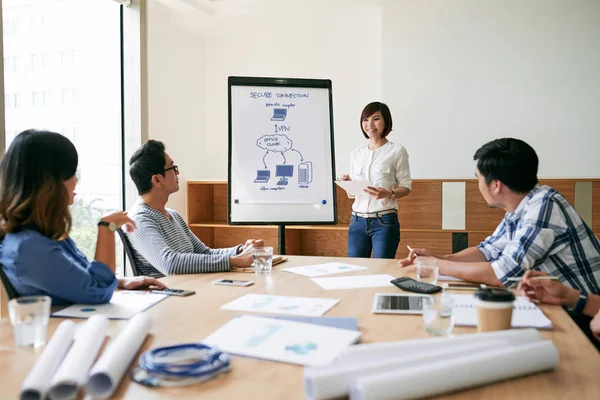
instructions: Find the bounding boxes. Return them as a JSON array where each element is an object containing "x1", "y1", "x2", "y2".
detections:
[
  {"x1": 8, "y1": 295, "x2": 52, "y2": 348},
  {"x1": 253, "y1": 246, "x2": 274, "y2": 275},
  {"x1": 422, "y1": 294, "x2": 454, "y2": 336}
]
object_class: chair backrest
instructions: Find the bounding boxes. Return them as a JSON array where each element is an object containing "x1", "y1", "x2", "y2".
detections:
[
  {"x1": 116, "y1": 228, "x2": 141, "y2": 277},
  {"x1": 0, "y1": 263, "x2": 19, "y2": 300}
]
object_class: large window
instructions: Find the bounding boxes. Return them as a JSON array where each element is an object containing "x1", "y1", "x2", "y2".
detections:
[{"x1": 2, "y1": 0, "x2": 126, "y2": 274}]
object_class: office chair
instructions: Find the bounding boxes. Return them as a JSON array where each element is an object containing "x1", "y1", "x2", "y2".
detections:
[
  {"x1": 0, "y1": 263, "x2": 19, "y2": 300},
  {"x1": 116, "y1": 228, "x2": 141, "y2": 277}
]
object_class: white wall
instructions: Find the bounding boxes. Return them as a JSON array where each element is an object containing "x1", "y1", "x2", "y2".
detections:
[
  {"x1": 203, "y1": 0, "x2": 383, "y2": 180},
  {"x1": 383, "y1": 0, "x2": 600, "y2": 178},
  {"x1": 146, "y1": 0, "x2": 600, "y2": 215},
  {"x1": 146, "y1": 0, "x2": 206, "y2": 213}
]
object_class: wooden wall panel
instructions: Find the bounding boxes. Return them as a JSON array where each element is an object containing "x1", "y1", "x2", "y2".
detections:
[
  {"x1": 213, "y1": 184, "x2": 228, "y2": 222},
  {"x1": 465, "y1": 182, "x2": 505, "y2": 231},
  {"x1": 397, "y1": 231, "x2": 453, "y2": 259},
  {"x1": 300, "y1": 230, "x2": 348, "y2": 257},
  {"x1": 187, "y1": 183, "x2": 213, "y2": 223},
  {"x1": 593, "y1": 182, "x2": 600, "y2": 236},
  {"x1": 539, "y1": 180, "x2": 575, "y2": 205},
  {"x1": 213, "y1": 227, "x2": 280, "y2": 253},
  {"x1": 336, "y1": 186, "x2": 353, "y2": 225},
  {"x1": 285, "y1": 229, "x2": 302, "y2": 255},
  {"x1": 398, "y1": 181, "x2": 442, "y2": 230},
  {"x1": 468, "y1": 232, "x2": 492, "y2": 248},
  {"x1": 190, "y1": 226, "x2": 215, "y2": 248}
]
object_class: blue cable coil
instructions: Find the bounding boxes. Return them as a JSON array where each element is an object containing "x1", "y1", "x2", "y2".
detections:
[{"x1": 131, "y1": 343, "x2": 231, "y2": 387}]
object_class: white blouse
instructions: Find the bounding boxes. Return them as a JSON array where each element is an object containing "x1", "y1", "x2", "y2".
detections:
[{"x1": 349, "y1": 141, "x2": 412, "y2": 213}]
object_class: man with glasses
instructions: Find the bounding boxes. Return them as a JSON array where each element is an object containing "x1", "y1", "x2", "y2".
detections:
[{"x1": 127, "y1": 140, "x2": 262, "y2": 277}]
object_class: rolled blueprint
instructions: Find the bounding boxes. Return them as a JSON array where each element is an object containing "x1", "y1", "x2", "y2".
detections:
[
  {"x1": 349, "y1": 340, "x2": 559, "y2": 400},
  {"x1": 48, "y1": 315, "x2": 109, "y2": 400},
  {"x1": 86, "y1": 313, "x2": 151, "y2": 399},
  {"x1": 20, "y1": 320, "x2": 76, "y2": 400},
  {"x1": 336, "y1": 328, "x2": 542, "y2": 364},
  {"x1": 304, "y1": 340, "x2": 506, "y2": 400}
]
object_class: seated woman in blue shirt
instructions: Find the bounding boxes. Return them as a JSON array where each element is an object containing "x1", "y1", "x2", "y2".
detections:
[{"x1": 0, "y1": 129, "x2": 166, "y2": 305}]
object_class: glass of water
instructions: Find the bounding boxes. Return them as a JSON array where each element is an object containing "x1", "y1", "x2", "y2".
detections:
[
  {"x1": 422, "y1": 294, "x2": 454, "y2": 336},
  {"x1": 8, "y1": 295, "x2": 51, "y2": 348},
  {"x1": 253, "y1": 246, "x2": 274, "y2": 275},
  {"x1": 416, "y1": 258, "x2": 439, "y2": 285}
]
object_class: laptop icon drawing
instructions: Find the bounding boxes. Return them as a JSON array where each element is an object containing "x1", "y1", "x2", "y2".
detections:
[
  {"x1": 254, "y1": 170, "x2": 271, "y2": 183},
  {"x1": 270, "y1": 108, "x2": 287, "y2": 121}
]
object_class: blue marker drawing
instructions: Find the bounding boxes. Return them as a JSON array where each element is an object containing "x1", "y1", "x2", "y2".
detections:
[
  {"x1": 247, "y1": 325, "x2": 282, "y2": 347},
  {"x1": 257, "y1": 134, "x2": 293, "y2": 154},
  {"x1": 290, "y1": 149, "x2": 304, "y2": 161},
  {"x1": 254, "y1": 170, "x2": 270, "y2": 183},
  {"x1": 276, "y1": 165, "x2": 294, "y2": 186},
  {"x1": 285, "y1": 342, "x2": 318, "y2": 355},
  {"x1": 270, "y1": 108, "x2": 288, "y2": 121},
  {"x1": 298, "y1": 161, "x2": 312, "y2": 184}
]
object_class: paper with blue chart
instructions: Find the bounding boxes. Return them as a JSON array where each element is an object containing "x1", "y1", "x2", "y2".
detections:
[
  {"x1": 282, "y1": 262, "x2": 368, "y2": 277},
  {"x1": 203, "y1": 315, "x2": 361, "y2": 366},
  {"x1": 230, "y1": 85, "x2": 329, "y2": 204},
  {"x1": 220, "y1": 294, "x2": 339, "y2": 317},
  {"x1": 51, "y1": 291, "x2": 168, "y2": 319}
]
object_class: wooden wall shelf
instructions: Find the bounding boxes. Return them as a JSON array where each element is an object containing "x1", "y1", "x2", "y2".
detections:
[{"x1": 187, "y1": 180, "x2": 600, "y2": 258}]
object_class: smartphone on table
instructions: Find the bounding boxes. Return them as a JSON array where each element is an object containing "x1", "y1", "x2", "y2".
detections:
[
  {"x1": 212, "y1": 279, "x2": 254, "y2": 287},
  {"x1": 151, "y1": 288, "x2": 196, "y2": 296}
]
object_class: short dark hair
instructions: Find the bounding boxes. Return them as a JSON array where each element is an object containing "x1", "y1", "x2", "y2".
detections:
[
  {"x1": 0, "y1": 130, "x2": 78, "y2": 240},
  {"x1": 474, "y1": 138, "x2": 538, "y2": 194},
  {"x1": 360, "y1": 102, "x2": 393, "y2": 139},
  {"x1": 129, "y1": 140, "x2": 167, "y2": 195}
]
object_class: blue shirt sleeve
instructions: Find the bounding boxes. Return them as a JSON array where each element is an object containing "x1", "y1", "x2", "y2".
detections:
[{"x1": 14, "y1": 235, "x2": 117, "y2": 304}]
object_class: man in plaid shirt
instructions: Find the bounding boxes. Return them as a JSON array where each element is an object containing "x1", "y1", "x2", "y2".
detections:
[{"x1": 400, "y1": 138, "x2": 600, "y2": 295}]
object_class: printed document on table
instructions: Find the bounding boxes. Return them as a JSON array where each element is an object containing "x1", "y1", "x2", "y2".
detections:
[
  {"x1": 221, "y1": 294, "x2": 340, "y2": 317},
  {"x1": 312, "y1": 274, "x2": 396, "y2": 290},
  {"x1": 51, "y1": 291, "x2": 168, "y2": 319},
  {"x1": 282, "y1": 262, "x2": 368, "y2": 277},
  {"x1": 203, "y1": 315, "x2": 361, "y2": 366}
]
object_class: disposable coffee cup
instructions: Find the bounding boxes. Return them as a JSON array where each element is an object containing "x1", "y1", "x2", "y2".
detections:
[{"x1": 474, "y1": 288, "x2": 516, "y2": 332}]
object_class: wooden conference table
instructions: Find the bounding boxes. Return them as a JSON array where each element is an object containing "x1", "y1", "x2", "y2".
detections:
[{"x1": 1, "y1": 256, "x2": 599, "y2": 399}]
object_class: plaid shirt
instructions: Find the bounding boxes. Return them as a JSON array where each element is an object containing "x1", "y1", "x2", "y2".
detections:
[{"x1": 478, "y1": 185, "x2": 600, "y2": 294}]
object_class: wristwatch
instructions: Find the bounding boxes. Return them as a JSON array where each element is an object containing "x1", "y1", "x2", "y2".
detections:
[
  {"x1": 390, "y1": 189, "x2": 396, "y2": 199},
  {"x1": 98, "y1": 220, "x2": 118, "y2": 232},
  {"x1": 568, "y1": 293, "x2": 588, "y2": 314}
]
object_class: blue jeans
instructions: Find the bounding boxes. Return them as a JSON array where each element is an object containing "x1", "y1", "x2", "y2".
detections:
[{"x1": 348, "y1": 212, "x2": 400, "y2": 259}]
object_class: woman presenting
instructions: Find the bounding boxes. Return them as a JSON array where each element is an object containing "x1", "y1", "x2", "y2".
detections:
[{"x1": 341, "y1": 102, "x2": 411, "y2": 259}]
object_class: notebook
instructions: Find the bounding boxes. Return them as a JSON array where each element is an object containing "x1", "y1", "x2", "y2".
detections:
[{"x1": 451, "y1": 294, "x2": 553, "y2": 329}]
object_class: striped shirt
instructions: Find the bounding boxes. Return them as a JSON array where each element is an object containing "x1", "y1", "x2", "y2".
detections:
[
  {"x1": 128, "y1": 202, "x2": 241, "y2": 277},
  {"x1": 478, "y1": 185, "x2": 600, "y2": 294}
]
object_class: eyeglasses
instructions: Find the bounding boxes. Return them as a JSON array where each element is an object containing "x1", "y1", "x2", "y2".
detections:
[{"x1": 164, "y1": 165, "x2": 179, "y2": 174}]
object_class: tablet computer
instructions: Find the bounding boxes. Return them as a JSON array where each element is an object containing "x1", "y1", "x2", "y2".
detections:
[{"x1": 372, "y1": 293, "x2": 431, "y2": 314}]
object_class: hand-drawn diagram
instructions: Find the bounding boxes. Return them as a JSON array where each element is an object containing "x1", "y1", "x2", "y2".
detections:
[
  {"x1": 270, "y1": 108, "x2": 287, "y2": 121},
  {"x1": 254, "y1": 108, "x2": 314, "y2": 188}
]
